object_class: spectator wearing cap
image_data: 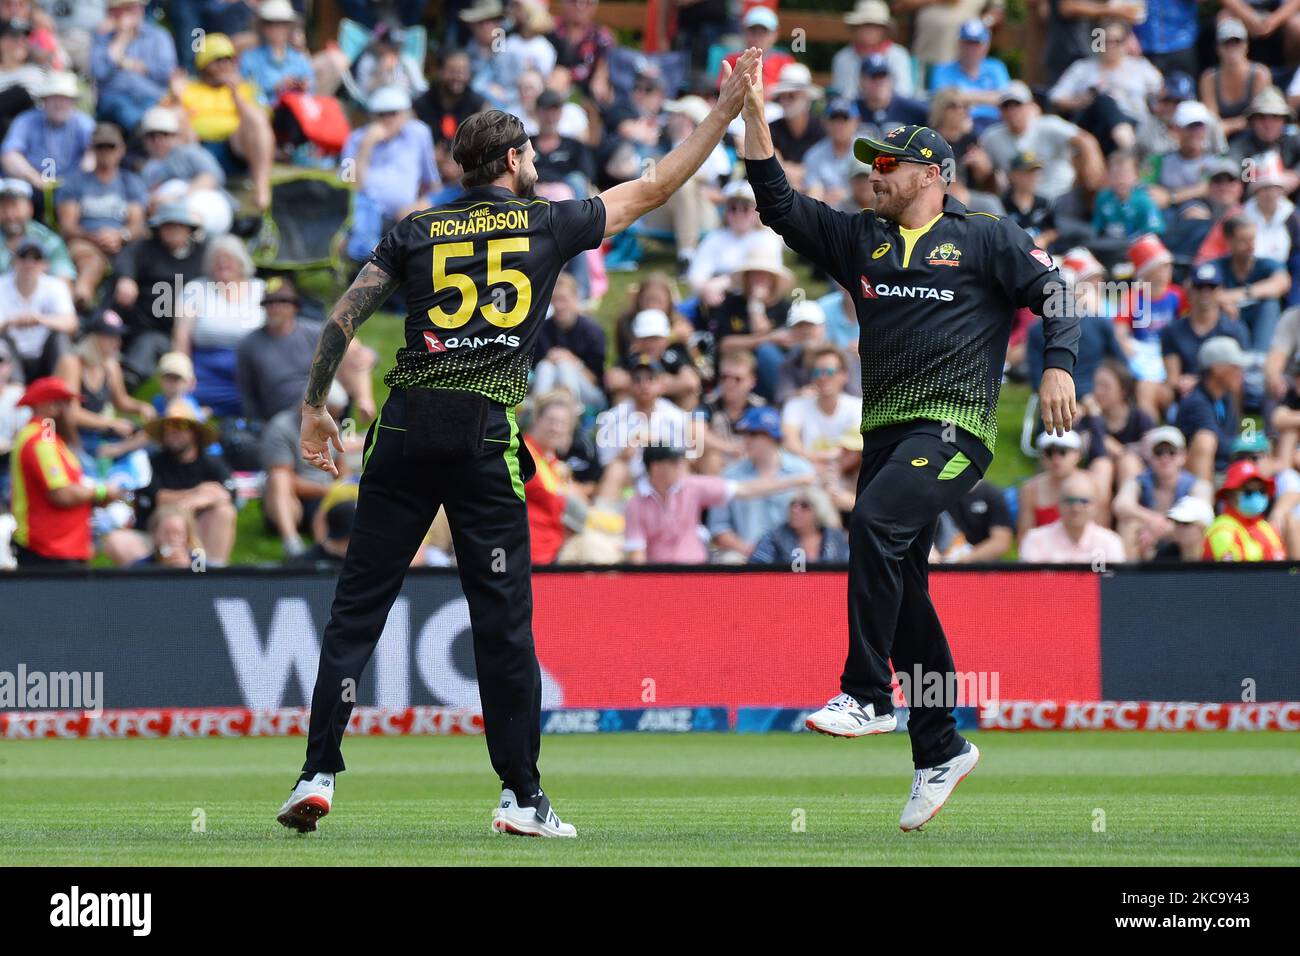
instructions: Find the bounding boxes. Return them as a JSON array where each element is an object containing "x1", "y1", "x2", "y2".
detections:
[
  {"x1": 1119, "y1": 234, "x2": 1182, "y2": 417},
  {"x1": 768, "y1": 63, "x2": 826, "y2": 181},
  {"x1": 176, "y1": 33, "x2": 274, "y2": 211},
  {"x1": 342, "y1": 85, "x2": 439, "y2": 264},
  {"x1": 1141, "y1": 72, "x2": 1228, "y2": 161},
  {"x1": 1147, "y1": 99, "x2": 1223, "y2": 216},
  {"x1": 90, "y1": 0, "x2": 175, "y2": 133},
  {"x1": 125, "y1": 399, "x2": 236, "y2": 566},
  {"x1": 552, "y1": 0, "x2": 615, "y2": 103},
  {"x1": 1175, "y1": 335, "x2": 1250, "y2": 480},
  {"x1": 1203, "y1": 458, "x2": 1286, "y2": 560},
  {"x1": 896, "y1": 0, "x2": 1004, "y2": 77},
  {"x1": 698, "y1": 245, "x2": 793, "y2": 401},
  {"x1": 352, "y1": 19, "x2": 429, "y2": 100},
  {"x1": 1, "y1": 70, "x2": 91, "y2": 195},
  {"x1": 708, "y1": 403, "x2": 815, "y2": 561},
  {"x1": 1002, "y1": 151, "x2": 1056, "y2": 247},
  {"x1": 110, "y1": 201, "x2": 207, "y2": 389},
  {"x1": 802, "y1": 98, "x2": 865, "y2": 209},
  {"x1": 138, "y1": 106, "x2": 233, "y2": 235},
  {"x1": 595, "y1": 355, "x2": 701, "y2": 486},
  {"x1": 1192, "y1": 157, "x2": 1248, "y2": 263},
  {"x1": 8, "y1": 375, "x2": 128, "y2": 566},
  {"x1": 55, "y1": 121, "x2": 145, "y2": 308},
  {"x1": 718, "y1": 6, "x2": 794, "y2": 93},
  {"x1": 1240, "y1": 153, "x2": 1300, "y2": 278},
  {"x1": 1094, "y1": 150, "x2": 1165, "y2": 241},
  {"x1": 1200, "y1": 19, "x2": 1271, "y2": 141},
  {"x1": 1027, "y1": 249, "x2": 1125, "y2": 400},
  {"x1": 1161, "y1": 260, "x2": 1250, "y2": 399},
  {"x1": 845, "y1": 156, "x2": 877, "y2": 213},
  {"x1": 533, "y1": 271, "x2": 606, "y2": 412},
  {"x1": 855, "y1": 53, "x2": 927, "y2": 135},
  {"x1": 1152, "y1": 494, "x2": 1215, "y2": 561},
  {"x1": 149, "y1": 350, "x2": 200, "y2": 417},
  {"x1": 1048, "y1": 18, "x2": 1161, "y2": 155},
  {"x1": 1113, "y1": 425, "x2": 1212, "y2": 559},
  {"x1": 687, "y1": 180, "x2": 785, "y2": 307},
  {"x1": 174, "y1": 233, "x2": 264, "y2": 417},
  {"x1": 938, "y1": 479, "x2": 1014, "y2": 562},
  {"x1": 411, "y1": 50, "x2": 488, "y2": 157},
  {"x1": 238, "y1": 0, "x2": 313, "y2": 108},
  {"x1": 285, "y1": 497, "x2": 356, "y2": 568},
  {"x1": 611, "y1": 270, "x2": 691, "y2": 366},
  {"x1": 749, "y1": 485, "x2": 850, "y2": 565},
  {"x1": 929, "y1": 19, "x2": 1011, "y2": 134},
  {"x1": 263, "y1": 379, "x2": 350, "y2": 558},
  {"x1": 455, "y1": 2, "x2": 516, "y2": 111},
  {"x1": 1019, "y1": 471, "x2": 1126, "y2": 564},
  {"x1": 1228, "y1": 88, "x2": 1300, "y2": 195},
  {"x1": 699, "y1": 346, "x2": 765, "y2": 473},
  {"x1": 1019, "y1": 429, "x2": 1090, "y2": 535},
  {"x1": 780, "y1": 345, "x2": 861, "y2": 465},
  {"x1": 619, "y1": 306, "x2": 700, "y2": 409},
  {"x1": 775, "y1": 299, "x2": 861, "y2": 405},
  {"x1": 1214, "y1": 213, "x2": 1291, "y2": 353},
  {"x1": 979, "y1": 80, "x2": 1104, "y2": 201},
  {"x1": 0, "y1": 18, "x2": 45, "y2": 134},
  {"x1": 0, "y1": 236, "x2": 75, "y2": 384},
  {"x1": 624, "y1": 442, "x2": 812, "y2": 564},
  {"x1": 67, "y1": 306, "x2": 154, "y2": 461},
  {"x1": 532, "y1": 89, "x2": 596, "y2": 195},
  {"x1": 833, "y1": 1, "x2": 914, "y2": 101}
]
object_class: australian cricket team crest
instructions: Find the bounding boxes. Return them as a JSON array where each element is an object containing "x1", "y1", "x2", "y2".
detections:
[{"x1": 926, "y1": 241, "x2": 962, "y2": 267}]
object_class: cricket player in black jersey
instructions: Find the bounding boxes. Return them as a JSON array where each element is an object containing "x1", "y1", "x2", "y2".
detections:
[
  {"x1": 276, "y1": 50, "x2": 764, "y2": 839},
  {"x1": 741, "y1": 59, "x2": 1080, "y2": 830}
]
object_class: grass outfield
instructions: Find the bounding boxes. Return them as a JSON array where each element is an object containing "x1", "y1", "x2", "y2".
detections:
[{"x1": 1, "y1": 732, "x2": 1296, "y2": 866}]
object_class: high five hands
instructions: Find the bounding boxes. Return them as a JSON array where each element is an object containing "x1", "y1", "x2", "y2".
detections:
[{"x1": 717, "y1": 48, "x2": 763, "y2": 120}]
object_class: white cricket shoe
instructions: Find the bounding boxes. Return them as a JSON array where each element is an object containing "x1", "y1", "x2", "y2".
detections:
[
  {"x1": 276, "y1": 772, "x2": 334, "y2": 833},
  {"x1": 899, "y1": 742, "x2": 980, "y2": 832},
  {"x1": 805, "y1": 693, "x2": 898, "y2": 737},
  {"x1": 491, "y1": 789, "x2": 577, "y2": 838}
]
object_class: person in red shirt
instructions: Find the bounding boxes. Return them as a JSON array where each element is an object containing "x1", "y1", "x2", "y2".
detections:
[
  {"x1": 523, "y1": 392, "x2": 581, "y2": 564},
  {"x1": 8, "y1": 376, "x2": 125, "y2": 567},
  {"x1": 718, "y1": 7, "x2": 793, "y2": 94}
]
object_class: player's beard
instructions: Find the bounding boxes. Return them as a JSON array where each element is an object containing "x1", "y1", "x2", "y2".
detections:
[
  {"x1": 514, "y1": 165, "x2": 538, "y2": 199},
  {"x1": 872, "y1": 173, "x2": 923, "y2": 223}
]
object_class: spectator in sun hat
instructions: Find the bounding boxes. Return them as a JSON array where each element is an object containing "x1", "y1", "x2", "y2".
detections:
[
  {"x1": 238, "y1": 0, "x2": 314, "y2": 108},
  {"x1": 1199, "y1": 18, "x2": 1272, "y2": 142},
  {"x1": 1160, "y1": 260, "x2": 1250, "y2": 399},
  {"x1": 56, "y1": 120, "x2": 147, "y2": 309},
  {"x1": 929, "y1": 19, "x2": 1010, "y2": 133},
  {"x1": 854, "y1": 53, "x2": 927, "y2": 135},
  {"x1": 1228, "y1": 88, "x2": 1300, "y2": 196},
  {"x1": 1203, "y1": 458, "x2": 1286, "y2": 561},
  {"x1": 833, "y1": 0, "x2": 914, "y2": 100},
  {"x1": 718, "y1": 6, "x2": 793, "y2": 92},
  {"x1": 707, "y1": 404, "x2": 815, "y2": 561},
  {"x1": 138, "y1": 106, "x2": 234, "y2": 237},
  {"x1": 687, "y1": 180, "x2": 785, "y2": 308},
  {"x1": 457, "y1": 1, "x2": 515, "y2": 110},
  {"x1": 0, "y1": 70, "x2": 91, "y2": 194},
  {"x1": 1175, "y1": 335, "x2": 1249, "y2": 481},
  {"x1": 768, "y1": 63, "x2": 826, "y2": 178},
  {"x1": 697, "y1": 244, "x2": 794, "y2": 401},
  {"x1": 1239, "y1": 152, "x2": 1300, "y2": 273},
  {"x1": 177, "y1": 33, "x2": 275, "y2": 211},
  {"x1": 8, "y1": 375, "x2": 127, "y2": 566},
  {"x1": 0, "y1": 236, "x2": 76, "y2": 384},
  {"x1": 1113, "y1": 424, "x2": 1212, "y2": 560},
  {"x1": 1147, "y1": 99, "x2": 1224, "y2": 217},
  {"x1": 1213, "y1": 212, "x2": 1291, "y2": 354},
  {"x1": 1018, "y1": 428, "x2": 1086, "y2": 536},
  {"x1": 802, "y1": 98, "x2": 865, "y2": 209},
  {"x1": 620, "y1": 305, "x2": 699, "y2": 408},
  {"x1": 110, "y1": 201, "x2": 207, "y2": 390},
  {"x1": 1152, "y1": 494, "x2": 1216, "y2": 561},
  {"x1": 1019, "y1": 470, "x2": 1126, "y2": 565},
  {"x1": 237, "y1": 274, "x2": 320, "y2": 423},
  {"x1": 90, "y1": 0, "x2": 175, "y2": 133},
  {"x1": 1117, "y1": 233, "x2": 1182, "y2": 417}
]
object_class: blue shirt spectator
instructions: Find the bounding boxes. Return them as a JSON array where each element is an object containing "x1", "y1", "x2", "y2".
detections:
[
  {"x1": 241, "y1": 44, "x2": 315, "y2": 107},
  {"x1": 1175, "y1": 381, "x2": 1240, "y2": 474},
  {"x1": 90, "y1": 4, "x2": 176, "y2": 132},
  {"x1": 56, "y1": 166, "x2": 147, "y2": 233},
  {"x1": 1, "y1": 88, "x2": 94, "y2": 185},
  {"x1": 1028, "y1": 314, "x2": 1126, "y2": 397},
  {"x1": 929, "y1": 20, "x2": 1011, "y2": 128}
]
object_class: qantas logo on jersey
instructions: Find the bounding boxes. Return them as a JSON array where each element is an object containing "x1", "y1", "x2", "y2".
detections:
[
  {"x1": 423, "y1": 330, "x2": 446, "y2": 353},
  {"x1": 859, "y1": 276, "x2": 955, "y2": 301},
  {"x1": 431, "y1": 332, "x2": 523, "y2": 350}
]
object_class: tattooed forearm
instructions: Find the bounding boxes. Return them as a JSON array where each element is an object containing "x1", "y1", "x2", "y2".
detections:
[{"x1": 302, "y1": 262, "x2": 397, "y2": 407}]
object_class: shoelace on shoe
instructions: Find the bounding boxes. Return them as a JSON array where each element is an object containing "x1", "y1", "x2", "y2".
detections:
[
  {"x1": 826, "y1": 693, "x2": 859, "y2": 713},
  {"x1": 910, "y1": 770, "x2": 927, "y2": 800}
]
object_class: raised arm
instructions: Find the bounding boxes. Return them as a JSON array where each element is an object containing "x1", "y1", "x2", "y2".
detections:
[
  {"x1": 598, "y1": 48, "x2": 761, "y2": 238},
  {"x1": 299, "y1": 260, "x2": 398, "y2": 476}
]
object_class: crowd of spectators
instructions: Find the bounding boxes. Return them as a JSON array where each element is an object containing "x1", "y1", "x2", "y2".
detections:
[{"x1": 2, "y1": 0, "x2": 1300, "y2": 571}]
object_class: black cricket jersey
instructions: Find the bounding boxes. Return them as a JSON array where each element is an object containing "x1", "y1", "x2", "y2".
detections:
[
  {"x1": 369, "y1": 185, "x2": 607, "y2": 406},
  {"x1": 748, "y1": 154, "x2": 1079, "y2": 473}
]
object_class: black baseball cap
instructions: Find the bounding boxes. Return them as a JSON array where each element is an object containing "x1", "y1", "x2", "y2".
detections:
[
  {"x1": 853, "y1": 125, "x2": 955, "y2": 181},
  {"x1": 625, "y1": 354, "x2": 664, "y2": 376},
  {"x1": 642, "y1": 444, "x2": 685, "y2": 465}
]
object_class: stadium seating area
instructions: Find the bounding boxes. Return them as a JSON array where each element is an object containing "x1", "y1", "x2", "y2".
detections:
[{"x1": 2, "y1": 0, "x2": 1300, "y2": 570}]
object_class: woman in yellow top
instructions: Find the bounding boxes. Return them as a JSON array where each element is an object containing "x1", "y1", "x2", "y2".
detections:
[{"x1": 176, "y1": 33, "x2": 274, "y2": 211}]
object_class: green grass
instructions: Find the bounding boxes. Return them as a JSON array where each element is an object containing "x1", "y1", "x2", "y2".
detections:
[{"x1": 1, "y1": 733, "x2": 1296, "y2": 865}]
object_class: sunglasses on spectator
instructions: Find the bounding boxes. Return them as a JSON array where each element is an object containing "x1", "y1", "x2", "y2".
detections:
[
  {"x1": 810, "y1": 366, "x2": 840, "y2": 379},
  {"x1": 790, "y1": 499, "x2": 813, "y2": 510},
  {"x1": 16, "y1": 249, "x2": 43, "y2": 260},
  {"x1": 1062, "y1": 495, "x2": 1092, "y2": 506},
  {"x1": 871, "y1": 154, "x2": 933, "y2": 175},
  {"x1": 1042, "y1": 446, "x2": 1074, "y2": 457},
  {"x1": 1152, "y1": 443, "x2": 1179, "y2": 457},
  {"x1": 726, "y1": 202, "x2": 754, "y2": 213},
  {"x1": 92, "y1": 142, "x2": 119, "y2": 151},
  {"x1": 633, "y1": 83, "x2": 658, "y2": 94}
]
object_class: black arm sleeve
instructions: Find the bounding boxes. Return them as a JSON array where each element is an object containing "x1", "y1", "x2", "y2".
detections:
[
  {"x1": 369, "y1": 216, "x2": 409, "y2": 279},
  {"x1": 747, "y1": 155, "x2": 862, "y2": 292},
  {"x1": 550, "y1": 197, "x2": 607, "y2": 261},
  {"x1": 990, "y1": 217, "x2": 1079, "y2": 375}
]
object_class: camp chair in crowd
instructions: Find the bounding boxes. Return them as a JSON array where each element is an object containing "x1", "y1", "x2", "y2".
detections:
[
  {"x1": 252, "y1": 171, "x2": 353, "y2": 279},
  {"x1": 334, "y1": 18, "x2": 428, "y2": 109}
]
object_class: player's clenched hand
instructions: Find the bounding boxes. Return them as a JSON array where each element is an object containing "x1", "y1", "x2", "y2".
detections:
[
  {"x1": 717, "y1": 48, "x2": 761, "y2": 120},
  {"x1": 301, "y1": 403, "x2": 344, "y2": 478},
  {"x1": 1039, "y1": 367, "x2": 1077, "y2": 437}
]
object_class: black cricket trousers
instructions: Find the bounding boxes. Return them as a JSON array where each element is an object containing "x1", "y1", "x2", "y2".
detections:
[
  {"x1": 302, "y1": 387, "x2": 542, "y2": 796},
  {"x1": 841, "y1": 431, "x2": 981, "y2": 770}
]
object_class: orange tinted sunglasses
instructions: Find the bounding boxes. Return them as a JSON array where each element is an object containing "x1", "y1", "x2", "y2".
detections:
[{"x1": 872, "y1": 154, "x2": 929, "y2": 174}]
